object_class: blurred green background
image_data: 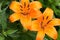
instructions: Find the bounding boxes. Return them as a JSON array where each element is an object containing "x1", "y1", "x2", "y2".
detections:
[{"x1": 0, "y1": 0, "x2": 60, "y2": 40}]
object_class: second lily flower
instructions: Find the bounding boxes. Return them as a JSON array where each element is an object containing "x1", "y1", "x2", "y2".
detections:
[{"x1": 30, "y1": 7, "x2": 60, "y2": 40}]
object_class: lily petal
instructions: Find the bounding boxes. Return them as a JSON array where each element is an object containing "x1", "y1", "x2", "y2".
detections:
[
  {"x1": 45, "y1": 26, "x2": 57, "y2": 40},
  {"x1": 30, "y1": 1, "x2": 42, "y2": 10},
  {"x1": 9, "y1": 1, "x2": 20, "y2": 13},
  {"x1": 9, "y1": 13, "x2": 20, "y2": 22},
  {"x1": 43, "y1": 7, "x2": 53, "y2": 25},
  {"x1": 29, "y1": 9, "x2": 42, "y2": 18},
  {"x1": 20, "y1": 16, "x2": 31, "y2": 30},
  {"x1": 20, "y1": 0, "x2": 29, "y2": 6},
  {"x1": 48, "y1": 18, "x2": 60, "y2": 26},
  {"x1": 36, "y1": 29, "x2": 45, "y2": 40},
  {"x1": 30, "y1": 20, "x2": 41, "y2": 31},
  {"x1": 43, "y1": 7, "x2": 53, "y2": 20}
]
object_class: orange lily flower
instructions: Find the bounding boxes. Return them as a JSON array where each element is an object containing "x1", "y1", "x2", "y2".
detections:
[
  {"x1": 30, "y1": 7, "x2": 60, "y2": 40},
  {"x1": 9, "y1": 0, "x2": 42, "y2": 29}
]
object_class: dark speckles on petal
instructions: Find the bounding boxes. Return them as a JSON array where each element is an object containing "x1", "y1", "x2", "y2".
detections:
[
  {"x1": 32, "y1": 18, "x2": 37, "y2": 21},
  {"x1": 21, "y1": 12, "x2": 28, "y2": 15},
  {"x1": 41, "y1": 21, "x2": 44, "y2": 29},
  {"x1": 20, "y1": 5, "x2": 23, "y2": 8},
  {"x1": 41, "y1": 22, "x2": 43, "y2": 25},
  {"x1": 46, "y1": 16, "x2": 48, "y2": 20},
  {"x1": 47, "y1": 20, "x2": 52, "y2": 24},
  {"x1": 43, "y1": 16, "x2": 44, "y2": 20},
  {"x1": 24, "y1": 2, "x2": 26, "y2": 7},
  {"x1": 27, "y1": 4, "x2": 29, "y2": 7},
  {"x1": 20, "y1": 9, "x2": 23, "y2": 11}
]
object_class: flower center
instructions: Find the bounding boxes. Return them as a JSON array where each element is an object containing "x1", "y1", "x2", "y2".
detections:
[
  {"x1": 20, "y1": 2, "x2": 30, "y2": 15},
  {"x1": 40, "y1": 16, "x2": 52, "y2": 29}
]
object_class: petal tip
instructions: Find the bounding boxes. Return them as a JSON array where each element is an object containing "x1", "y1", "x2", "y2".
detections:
[{"x1": 9, "y1": 15, "x2": 15, "y2": 23}]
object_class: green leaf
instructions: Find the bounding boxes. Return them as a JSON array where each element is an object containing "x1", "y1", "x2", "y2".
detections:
[
  {"x1": 0, "y1": 10, "x2": 7, "y2": 29},
  {"x1": 0, "y1": 2, "x2": 8, "y2": 30},
  {"x1": 0, "y1": 36, "x2": 5, "y2": 40},
  {"x1": 2, "y1": 31, "x2": 7, "y2": 37},
  {"x1": 0, "y1": 2, "x2": 2, "y2": 11},
  {"x1": 6, "y1": 29, "x2": 17, "y2": 35},
  {"x1": 57, "y1": 29, "x2": 60, "y2": 40}
]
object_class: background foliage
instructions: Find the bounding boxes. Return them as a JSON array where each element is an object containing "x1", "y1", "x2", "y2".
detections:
[{"x1": 0, "y1": 0, "x2": 60, "y2": 40}]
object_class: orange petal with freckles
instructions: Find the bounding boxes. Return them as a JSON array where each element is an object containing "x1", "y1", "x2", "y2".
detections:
[
  {"x1": 9, "y1": 13, "x2": 20, "y2": 22},
  {"x1": 48, "y1": 18, "x2": 60, "y2": 26},
  {"x1": 43, "y1": 7, "x2": 53, "y2": 25},
  {"x1": 30, "y1": 20, "x2": 41, "y2": 31},
  {"x1": 20, "y1": 0, "x2": 29, "y2": 6},
  {"x1": 29, "y1": 9, "x2": 42, "y2": 18},
  {"x1": 9, "y1": 1, "x2": 20, "y2": 13},
  {"x1": 36, "y1": 29, "x2": 45, "y2": 40},
  {"x1": 30, "y1": 1, "x2": 42, "y2": 9},
  {"x1": 43, "y1": 7, "x2": 53, "y2": 20},
  {"x1": 20, "y1": 16, "x2": 31, "y2": 30},
  {"x1": 45, "y1": 26, "x2": 57, "y2": 40}
]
